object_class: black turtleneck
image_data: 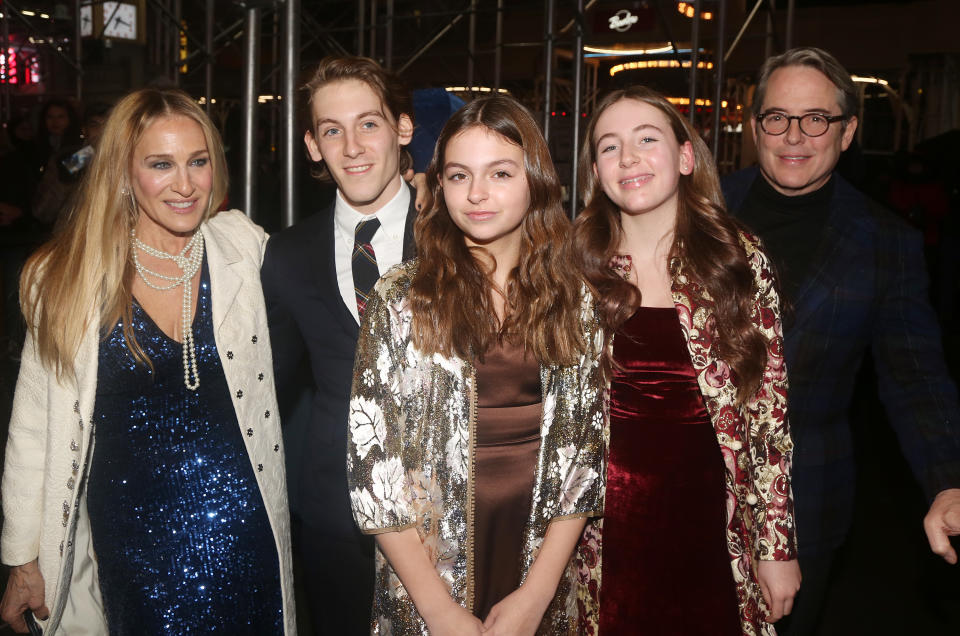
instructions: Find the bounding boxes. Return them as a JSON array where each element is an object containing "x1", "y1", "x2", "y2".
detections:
[{"x1": 737, "y1": 175, "x2": 834, "y2": 304}]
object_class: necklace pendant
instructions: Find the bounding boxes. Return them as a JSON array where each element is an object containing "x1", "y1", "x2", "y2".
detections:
[{"x1": 132, "y1": 228, "x2": 205, "y2": 390}]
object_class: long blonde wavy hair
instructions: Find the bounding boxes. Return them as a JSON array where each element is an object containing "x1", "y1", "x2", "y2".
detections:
[{"x1": 20, "y1": 87, "x2": 228, "y2": 378}]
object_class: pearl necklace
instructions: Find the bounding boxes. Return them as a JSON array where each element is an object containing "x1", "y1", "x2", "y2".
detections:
[{"x1": 131, "y1": 228, "x2": 204, "y2": 391}]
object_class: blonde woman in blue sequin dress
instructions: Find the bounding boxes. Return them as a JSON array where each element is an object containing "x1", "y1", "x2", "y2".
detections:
[{"x1": 0, "y1": 88, "x2": 294, "y2": 635}]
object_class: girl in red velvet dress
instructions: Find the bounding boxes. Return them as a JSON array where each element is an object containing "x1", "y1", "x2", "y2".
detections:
[{"x1": 571, "y1": 86, "x2": 801, "y2": 635}]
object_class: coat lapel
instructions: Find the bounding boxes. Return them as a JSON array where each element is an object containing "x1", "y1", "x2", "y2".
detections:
[
  {"x1": 75, "y1": 314, "x2": 100, "y2": 426},
  {"x1": 670, "y1": 270, "x2": 741, "y2": 448},
  {"x1": 203, "y1": 218, "x2": 243, "y2": 339},
  {"x1": 316, "y1": 202, "x2": 361, "y2": 338},
  {"x1": 401, "y1": 183, "x2": 419, "y2": 261},
  {"x1": 788, "y1": 182, "x2": 864, "y2": 332}
]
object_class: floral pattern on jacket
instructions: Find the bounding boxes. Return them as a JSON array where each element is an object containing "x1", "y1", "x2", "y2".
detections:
[
  {"x1": 347, "y1": 260, "x2": 607, "y2": 635},
  {"x1": 575, "y1": 231, "x2": 798, "y2": 636}
]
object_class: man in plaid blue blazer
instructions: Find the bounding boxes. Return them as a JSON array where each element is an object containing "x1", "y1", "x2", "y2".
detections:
[{"x1": 722, "y1": 47, "x2": 960, "y2": 633}]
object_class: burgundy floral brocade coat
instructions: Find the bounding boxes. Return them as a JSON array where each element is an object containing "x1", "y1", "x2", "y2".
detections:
[{"x1": 575, "y1": 231, "x2": 798, "y2": 636}]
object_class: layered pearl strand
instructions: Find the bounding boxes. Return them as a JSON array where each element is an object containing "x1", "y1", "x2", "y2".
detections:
[{"x1": 131, "y1": 228, "x2": 204, "y2": 391}]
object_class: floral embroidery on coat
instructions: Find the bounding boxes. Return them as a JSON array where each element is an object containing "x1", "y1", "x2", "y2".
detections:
[
  {"x1": 347, "y1": 260, "x2": 607, "y2": 635},
  {"x1": 576, "y1": 231, "x2": 797, "y2": 636}
]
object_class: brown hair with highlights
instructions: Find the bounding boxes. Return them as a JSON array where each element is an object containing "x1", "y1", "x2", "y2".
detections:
[
  {"x1": 301, "y1": 55, "x2": 414, "y2": 179},
  {"x1": 572, "y1": 86, "x2": 767, "y2": 401},
  {"x1": 409, "y1": 95, "x2": 585, "y2": 365}
]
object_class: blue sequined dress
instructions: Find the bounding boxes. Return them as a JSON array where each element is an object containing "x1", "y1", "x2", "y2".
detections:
[{"x1": 86, "y1": 257, "x2": 283, "y2": 634}]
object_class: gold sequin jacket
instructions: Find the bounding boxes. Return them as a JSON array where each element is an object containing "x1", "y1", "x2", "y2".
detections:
[
  {"x1": 575, "y1": 231, "x2": 798, "y2": 636},
  {"x1": 347, "y1": 261, "x2": 607, "y2": 635}
]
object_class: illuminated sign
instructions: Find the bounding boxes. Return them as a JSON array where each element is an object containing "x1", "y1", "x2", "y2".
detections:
[
  {"x1": 610, "y1": 59, "x2": 714, "y2": 77},
  {"x1": 608, "y1": 9, "x2": 639, "y2": 32},
  {"x1": 1, "y1": 48, "x2": 17, "y2": 84},
  {"x1": 1, "y1": 46, "x2": 40, "y2": 85},
  {"x1": 677, "y1": 3, "x2": 713, "y2": 20}
]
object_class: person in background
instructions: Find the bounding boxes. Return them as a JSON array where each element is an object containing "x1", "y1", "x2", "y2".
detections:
[
  {"x1": 407, "y1": 88, "x2": 466, "y2": 174},
  {"x1": 0, "y1": 87, "x2": 294, "y2": 634},
  {"x1": 347, "y1": 94, "x2": 604, "y2": 635},
  {"x1": 35, "y1": 99, "x2": 82, "y2": 177},
  {"x1": 722, "y1": 46, "x2": 960, "y2": 634},
  {"x1": 0, "y1": 113, "x2": 39, "y2": 223},
  {"x1": 0, "y1": 114, "x2": 41, "y2": 353},
  {"x1": 33, "y1": 102, "x2": 112, "y2": 228}
]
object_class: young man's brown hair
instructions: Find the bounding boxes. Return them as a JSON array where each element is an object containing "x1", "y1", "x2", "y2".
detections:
[{"x1": 300, "y1": 55, "x2": 415, "y2": 180}]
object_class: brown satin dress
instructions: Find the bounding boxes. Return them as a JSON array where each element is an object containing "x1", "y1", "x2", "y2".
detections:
[{"x1": 473, "y1": 337, "x2": 542, "y2": 620}]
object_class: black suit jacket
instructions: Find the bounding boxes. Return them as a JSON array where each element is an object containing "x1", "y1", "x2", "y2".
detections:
[
  {"x1": 261, "y1": 186, "x2": 418, "y2": 537},
  {"x1": 723, "y1": 167, "x2": 960, "y2": 555}
]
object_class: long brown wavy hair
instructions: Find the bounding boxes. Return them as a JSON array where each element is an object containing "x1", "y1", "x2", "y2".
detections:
[
  {"x1": 409, "y1": 95, "x2": 584, "y2": 365},
  {"x1": 21, "y1": 88, "x2": 228, "y2": 378},
  {"x1": 572, "y1": 86, "x2": 767, "y2": 401}
]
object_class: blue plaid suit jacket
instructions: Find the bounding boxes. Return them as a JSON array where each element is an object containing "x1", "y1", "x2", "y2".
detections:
[{"x1": 723, "y1": 167, "x2": 960, "y2": 556}]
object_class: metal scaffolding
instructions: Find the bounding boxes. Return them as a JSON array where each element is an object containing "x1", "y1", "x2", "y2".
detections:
[
  {"x1": 0, "y1": 1, "x2": 85, "y2": 123},
  {"x1": 0, "y1": 0, "x2": 812, "y2": 226},
  {"x1": 568, "y1": 0, "x2": 583, "y2": 219}
]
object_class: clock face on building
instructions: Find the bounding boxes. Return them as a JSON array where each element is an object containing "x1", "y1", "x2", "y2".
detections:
[
  {"x1": 80, "y1": 4, "x2": 93, "y2": 37},
  {"x1": 102, "y1": 2, "x2": 137, "y2": 40}
]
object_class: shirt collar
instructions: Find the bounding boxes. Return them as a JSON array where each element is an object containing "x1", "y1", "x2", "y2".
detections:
[{"x1": 334, "y1": 176, "x2": 410, "y2": 239}]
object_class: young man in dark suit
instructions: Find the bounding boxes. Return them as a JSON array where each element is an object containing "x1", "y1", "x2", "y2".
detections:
[
  {"x1": 260, "y1": 56, "x2": 417, "y2": 635},
  {"x1": 723, "y1": 47, "x2": 960, "y2": 634}
]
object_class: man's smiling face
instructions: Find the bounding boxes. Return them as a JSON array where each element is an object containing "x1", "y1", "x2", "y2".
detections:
[
  {"x1": 751, "y1": 65, "x2": 858, "y2": 197},
  {"x1": 304, "y1": 78, "x2": 413, "y2": 214}
]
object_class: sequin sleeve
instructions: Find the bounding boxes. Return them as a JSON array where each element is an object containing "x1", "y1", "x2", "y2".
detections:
[
  {"x1": 530, "y1": 290, "x2": 606, "y2": 634},
  {"x1": 740, "y1": 233, "x2": 798, "y2": 561},
  {"x1": 540, "y1": 290, "x2": 606, "y2": 525},
  {"x1": 347, "y1": 270, "x2": 417, "y2": 535}
]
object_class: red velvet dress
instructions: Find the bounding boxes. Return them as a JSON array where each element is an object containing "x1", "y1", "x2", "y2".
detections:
[{"x1": 599, "y1": 307, "x2": 741, "y2": 634}]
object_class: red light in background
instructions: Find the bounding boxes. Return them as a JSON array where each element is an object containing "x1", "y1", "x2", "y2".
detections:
[{"x1": 1, "y1": 48, "x2": 18, "y2": 84}]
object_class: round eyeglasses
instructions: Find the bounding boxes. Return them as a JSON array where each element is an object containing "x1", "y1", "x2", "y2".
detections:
[{"x1": 756, "y1": 112, "x2": 846, "y2": 137}]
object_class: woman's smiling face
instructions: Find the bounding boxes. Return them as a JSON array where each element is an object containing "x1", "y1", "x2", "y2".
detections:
[
  {"x1": 130, "y1": 115, "x2": 212, "y2": 243},
  {"x1": 592, "y1": 98, "x2": 693, "y2": 218},
  {"x1": 441, "y1": 126, "x2": 531, "y2": 254}
]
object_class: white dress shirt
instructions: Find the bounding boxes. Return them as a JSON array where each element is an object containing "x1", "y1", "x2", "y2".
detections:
[{"x1": 334, "y1": 176, "x2": 410, "y2": 325}]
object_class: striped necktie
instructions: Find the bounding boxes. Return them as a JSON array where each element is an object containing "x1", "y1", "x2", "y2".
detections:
[{"x1": 352, "y1": 217, "x2": 381, "y2": 319}]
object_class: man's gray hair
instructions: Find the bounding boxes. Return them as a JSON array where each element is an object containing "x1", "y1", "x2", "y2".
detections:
[{"x1": 752, "y1": 47, "x2": 858, "y2": 119}]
